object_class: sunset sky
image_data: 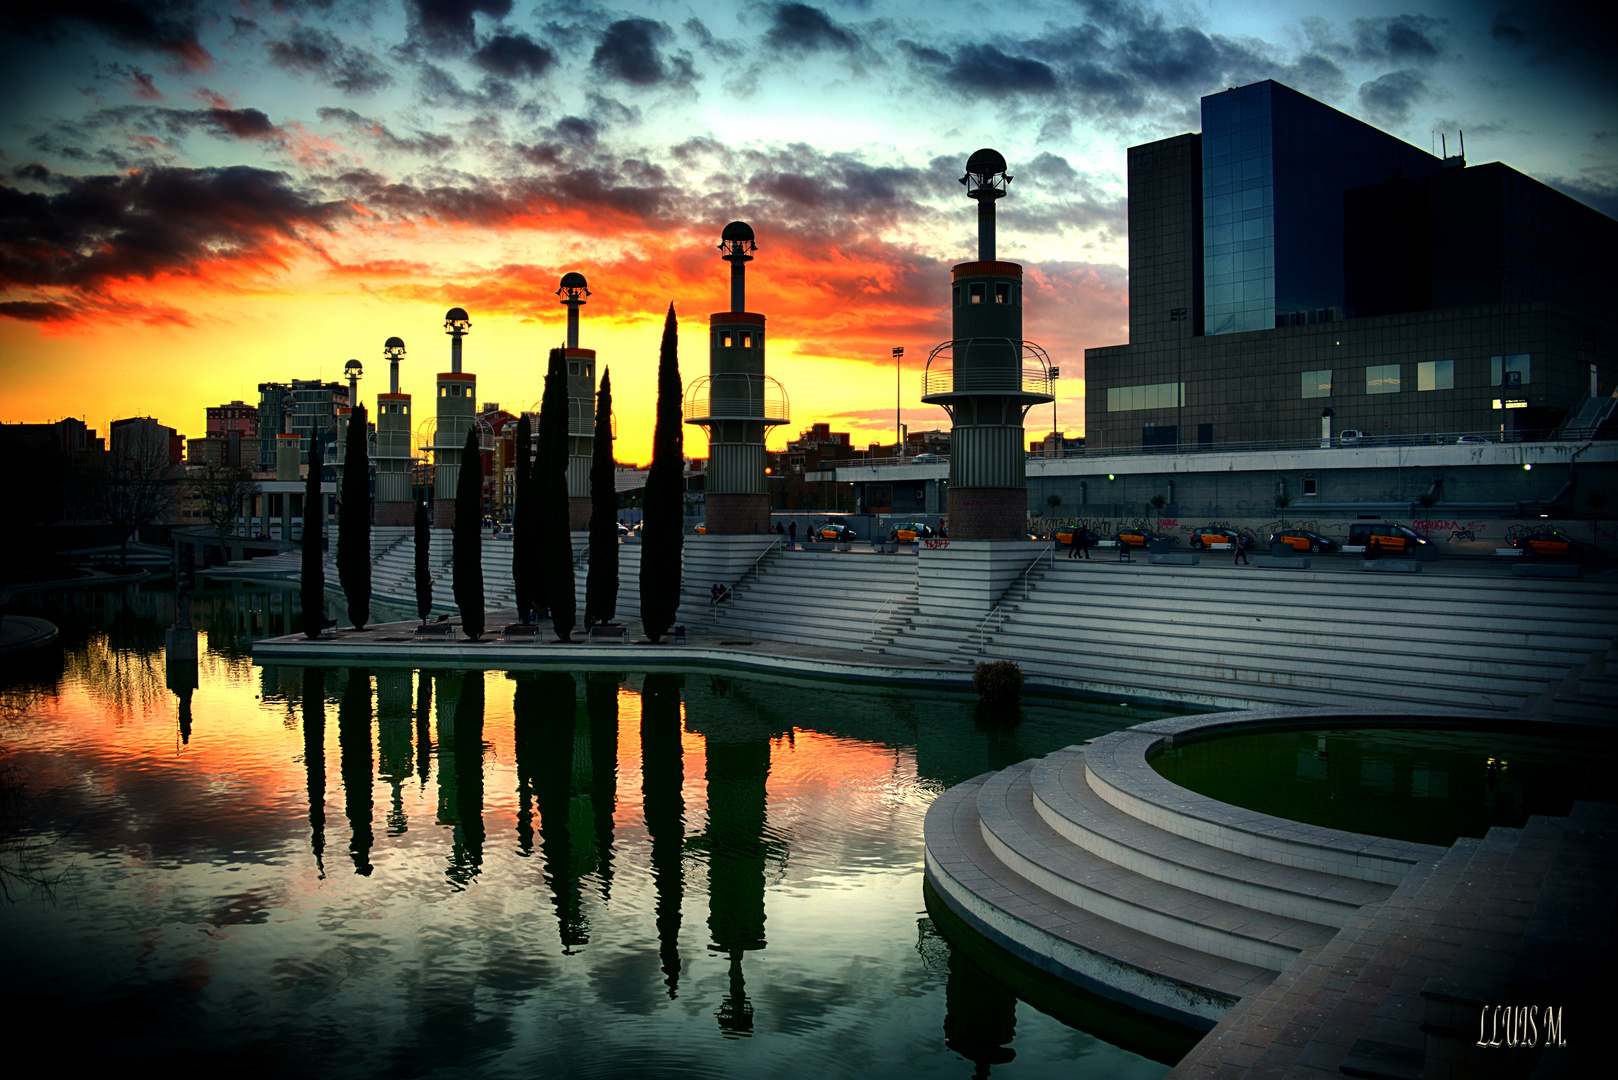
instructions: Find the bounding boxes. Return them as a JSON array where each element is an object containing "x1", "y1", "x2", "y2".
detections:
[{"x1": 2, "y1": 1, "x2": 1613, "y2": 464}]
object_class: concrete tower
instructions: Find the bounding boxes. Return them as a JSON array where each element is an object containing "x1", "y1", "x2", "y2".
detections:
[
  {"x1": 558, "y1": 272, "x2": 597, "y2": 531},
  {"x1": 430, "y1": 308, "x2": 476, "y2": 528},
  {"x1": 922, "y1": 149, "x2": 1053, "y2": 538},
  {"x1": 685, "y1": 222, "x2": 788, "y2": 534},
  {"x1": 334, "y1": 358, "x2": 363, "y2": 487},
  {"x1": 374, "y1": 337, "x2": 414, "y2": 526}
]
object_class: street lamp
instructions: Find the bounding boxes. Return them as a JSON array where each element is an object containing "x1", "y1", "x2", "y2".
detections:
[
  {"x1": 893, "y1": 346, "x2": 904, "y2": 460},
  {"x1": 1169, "y1": 308, "x2": 1187, "y2": 451},
  {"x1": 1050, "y1": 365, "x2": 1061, "y2": 456}
]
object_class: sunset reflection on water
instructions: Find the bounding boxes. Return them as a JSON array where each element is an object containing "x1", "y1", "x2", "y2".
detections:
[{"x1": 0, "y1": 582, "x2": 1176, "y2": 1078}]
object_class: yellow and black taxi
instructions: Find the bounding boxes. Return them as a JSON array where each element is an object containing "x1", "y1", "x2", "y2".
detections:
[
  {"x1": 1112, "y1": 526, "x2": 1175, "y2": 549},
  {"x1": 1188, "y1": 526, "x2": 1254, "y2": 550},
  {"x1": 693, "y1": 521, "x2": 707, "y2": 535},
  {"x1": 889, "y1": 521, "x2": 938, "y2": 543},
  {"x1": 1512, "y1": 529, "x2": 1585, "y2": 558},
  {"x1": 1053, "y1": 526, "x2": 1100, "y2": 547},
  {"x1": 1269, "y1": 528, "x2": 1340, "y2": 554},
  {"x1": 815, "y1": 518, "x2": 858, "y2": 542},
  {"x1": 1348, "y1": 523, "x2": 1430, "y2": 554}
]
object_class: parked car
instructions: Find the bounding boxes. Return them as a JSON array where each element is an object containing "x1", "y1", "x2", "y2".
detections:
[
  {"x1": 910, "y1": 452, "x2": 945, "y2": 464},
  {"x1": 1348, "y1": 522, "x2": 1430, "y2": 554},
  {"x1": 1113, "y1": 526, "x2": 1175, "y2": 549},
  {"x1": 815, "y1": 519, "x2": 857, "y2": 542},
  {"x1": 1456, "y1": 434, "x2": 1493, "y2": 444},
  {"x1": 1270, "y1": 529, "x2": 1340, "y2": 554},
  {"x1": 889, "y1": 521, "x2": 937, "y2": 542},
  {"x1": 1053, "y1": 526, "x2": 1099, "y2": 548},
  {"x1": 1338, "y1": 430, "x2": 1365, "y2": 445},
  {"x1": 693, "y1": 522, "x2": 707, "y2": 535},
  {"x1": 1189, "y1": 526, "x2": 1255, "y2": 550},
  {"x1": 1512, "y1": 529, "x2": 1584, "y2": 558}
]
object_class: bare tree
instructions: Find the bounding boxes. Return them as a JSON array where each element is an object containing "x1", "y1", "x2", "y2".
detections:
[
  {"x1": 102, "y1": 427, "x2": 179, "y2": 569},
  {"x1": 193, "y1": 464, "x2": 260, "y2": 548}
]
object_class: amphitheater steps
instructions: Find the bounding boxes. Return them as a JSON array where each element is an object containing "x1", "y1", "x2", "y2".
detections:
[{"x1": 925, "y1": 739, "x2": 1419, "y2": 1033}]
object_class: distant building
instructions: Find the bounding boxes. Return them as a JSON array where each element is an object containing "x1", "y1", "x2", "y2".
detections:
[
  {"x1": 1084, "y1": 80, "x2": 1617, "y2": 451},
  {"x1": 206, "y1": 400, "x2": 259, "y2": 438},
  {"x1": 110, "y1": 416, "x2": 183, "y2": 467},
  {"x1": 257, "y1": 379, "x2": 348, "y2": 469}
]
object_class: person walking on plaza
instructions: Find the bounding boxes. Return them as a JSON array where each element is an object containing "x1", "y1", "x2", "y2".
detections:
[
  {"x1": 788, "y1": 520, "x2": 797, "y2": 550},
  {"x1": 1067, "y1": 526, "x2": 1080, "y2": 559},
  {"x1": 1234, "y1": 531, "x2": 1249, "y2": 565}
]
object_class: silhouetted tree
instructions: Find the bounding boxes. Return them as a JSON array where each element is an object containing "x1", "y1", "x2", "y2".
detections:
[
  {"x1": 302, "y1": 666, "x2": 326, "y2": 877},
  {"x1": 301, "y1": 439, "x2": 325, "y2": 639},
  {"x1": 338, "y1": 403, "x2": 372, "y2": 630},
  {"x1": 338, "y1": 667, "x2": 374, "y2": 876},
  {"x1": 539, "y1": 347, "x2": 576, "y2": 641},
  {"x1": 452, "y1": 427, "x2": 485, "y2": 641},
  {"x1": 104, "y1": 422, "x2": 179, "y2": 569},
  {"x1": 640, "y1": 306, "x2": 684, "y2": 642},
  {"x1": 194, "y1": 463, "x2": 259, "y2": 550},
  {"x1": 414, "y1": 501, "x2": 431, "y2": 625},
  {"x1": 511, "y1": 413, "x2": 536, "y2": 622},
  {"x1": 585, "y1": 368, "x2": 619, "y2": 627}
]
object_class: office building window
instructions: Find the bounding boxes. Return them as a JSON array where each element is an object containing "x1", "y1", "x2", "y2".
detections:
[
  {"x1": 1366, "y1": 364, "x2": 1401, "y2": 394},
  {"x1": 1106, "y1": 382, "x2": 1184, "y2": 411},
  {"x1": 1491, "y1": 354, "x2": 1531, "y2": 387},
  {"x1": 1417, "y1": 360, "x2": 1454, "y2": 391},
  {"x1": 1301, "y1": 369, "x2": 1332, "y2": 398}
]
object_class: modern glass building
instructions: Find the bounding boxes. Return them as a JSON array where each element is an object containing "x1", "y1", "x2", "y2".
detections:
[
  {"x1": 1201, "y1": 82, "x2": 1441, "y2": 336},
  {"x1": 1084, "y1": 81, "x2": 1617, "y2": 452}
]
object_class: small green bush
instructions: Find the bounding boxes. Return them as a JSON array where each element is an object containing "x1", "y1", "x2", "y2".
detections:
[{"x1": 974, "y1": 660, "x2": 1023, "y2": 709}]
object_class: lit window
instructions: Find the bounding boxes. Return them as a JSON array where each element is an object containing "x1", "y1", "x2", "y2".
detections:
[
  {"x1": 1417, "y1": 360, "x2": 1454, "y2": 391},
  {"x1": 1301, "y1": 369, "x2": 1332, "y2": 399},
  {"x1": 969, "y1": 284, "x2": 985, "y2": 304},
  {"x1": 741, "y1": 332, "x2": 752, "y2": 348},
  {"x1": 1366, "y1": 364, "x2": 1401, "y2": 394},
  {"x1": 722, "y1": 333, "x2": 733, "y2": 348}
]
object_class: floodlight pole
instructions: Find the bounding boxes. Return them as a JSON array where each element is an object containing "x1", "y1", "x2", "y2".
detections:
[{"x1": 893, "y1": 346, "x2": 904, "y2": 460}]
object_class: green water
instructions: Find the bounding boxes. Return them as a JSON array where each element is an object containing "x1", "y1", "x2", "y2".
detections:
[
  {"x1": 0, "y1": 580, "x2": 1187, "y2": 1078},
  {"x1": 1151, "y1": 726, "x2": 1618, "y2": 847}
]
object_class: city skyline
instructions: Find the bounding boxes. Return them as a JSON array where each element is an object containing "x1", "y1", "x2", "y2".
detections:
[{"x1": 3, "y1": 1, "x2": 1614, "y2": 463}]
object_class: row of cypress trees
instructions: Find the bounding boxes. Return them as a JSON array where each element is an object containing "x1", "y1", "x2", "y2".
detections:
[{"x1": 304, "y1": 310, "x2": 686, "y2": 643}]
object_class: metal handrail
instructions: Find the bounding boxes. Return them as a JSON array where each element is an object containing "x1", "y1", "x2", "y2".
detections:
[
  {"x1": 922, "y1": 339, "x2": 1054, "y2": 398},
  {"x1": 722, "y1": 535, "x2": 784, "y2": 607},
  {"x1": 682, "y1": 374, "x2": 790, "y2": 424},
  {"x1": 974, "y1": 605, "x2": 1002, "y2": 652},
  {"x1": 870, "y1": 596, "x2": 896, "y2": 642},
  {"x1": 1014, "y1": 541, "x2": 1055, "y2": 601}
]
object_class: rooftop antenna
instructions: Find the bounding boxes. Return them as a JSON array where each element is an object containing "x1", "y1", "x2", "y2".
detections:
[{"x1": 1441, "y1": 133, "x2": 1446, "y2": 159}]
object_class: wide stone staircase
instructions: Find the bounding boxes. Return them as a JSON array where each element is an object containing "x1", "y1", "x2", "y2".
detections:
[
  {"x1": 927, "y1": 559, "x2": 1618, "y2": 716},
  {"x1": 925, "y1": 731, "x2": 1445, "y2": 1034},
  {"x1": 704, "y1": 547, "x2": 919, "y2": 650}
]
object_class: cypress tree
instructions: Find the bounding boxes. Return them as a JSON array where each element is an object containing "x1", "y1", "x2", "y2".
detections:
[
  {"x1": 452, "y1": 426, "x2": 485, "y2": 641},
  {"x1": 337, "y1": 403, "x2": 371, "y2": 630},
  {"x1": 301, "y1": 437, "x2": 325, "y2": 638},
  {"x1": 539, "y1": 347, "x2": 576, "y2": 641},
  {"x1": 414, "y1": 500, "x2": 431, "y2": 625},
  {"x1": 511, "y1": 413, "x2": 535, "y2": 622},
  {"x1": 584, "y1": 368, "x2": 618, "y2": 627},
  {"x1": 639, "y1": 305, "x2": 683, "y2": 642}
]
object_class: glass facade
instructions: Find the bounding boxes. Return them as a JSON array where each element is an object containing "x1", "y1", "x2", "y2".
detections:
[
  {"x1": 1301, "y1": 369, "x2": 1332, "y2": 398},
  {"x1": 1202, "y1": 82, "x2": 1441, "y2": 336},
  {"x1": 1491, "y1": 354, "x2": 1531, "y2": 387},
  {"x1": 1366, "y1": 364, "x2": 1401, "y2": 394},
  {"x1": 1417, "y1": 360, "x2": 1454, "y2": 391},
  {"x1": 1107, "y1": 382, "x2": 1184, "y2": 411}
]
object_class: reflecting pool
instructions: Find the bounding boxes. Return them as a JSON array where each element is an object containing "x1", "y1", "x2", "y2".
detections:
[
  {"x1": 1152, "y1": 726, "x2": 1618, "y2": 848},
  {"x1": 1, "y1": 581, "x2": 1183, "y2": 1077}
]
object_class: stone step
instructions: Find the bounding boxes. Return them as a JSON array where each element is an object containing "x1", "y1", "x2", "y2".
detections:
[
  {"x1": 925, "y1": 775, "x2": 1276, "y2": 1033},
  {"x1": 978, "y1": 763, "x2": 1337, "y2": 972},
  {"x1": 1029, "y1": 746, "x2": 1393, "y2": 928}
]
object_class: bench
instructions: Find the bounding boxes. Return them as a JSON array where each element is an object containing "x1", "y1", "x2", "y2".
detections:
[
  {"x1": 414, "y1": 622, "x2": 456, "y2": 639},
  {"x1": 500, "y1": 623, "x2": 541, "y2": 642},
  {"x1": 588, "y1": 624, "x2": 628, "y2": 644}
]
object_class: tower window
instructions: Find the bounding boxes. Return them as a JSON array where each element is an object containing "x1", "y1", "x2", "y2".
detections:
[
  {"x1": 953, "y1": 286, "x2": 961, "y2": 307},
  {"x1": 741, "y1": 332, "x2": 752, "y2": 348},
  {"x1": 969, "y1": 284, "x2": 985, "y2": 304},
  {"x1": 722, "y1": 332, "x2": 733, "y2": 348},
  {"x1": 995, "y1": 283, "x2": 1010, "y2": 304}
]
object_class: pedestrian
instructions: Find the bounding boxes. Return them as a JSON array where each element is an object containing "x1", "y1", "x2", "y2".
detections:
[
  {"x1": 1233, "y1": 531, "x2": 1249, "y2": 565},
  {"x1": 1078, "y1": 527, "x2": 1092, "y2": 560},
  {"x1": 788, "y1": 520, "x2": 797, "y2": 550},
  {"x1": 1066, "y1": 526, "x2": 1080, "y2": 559}
]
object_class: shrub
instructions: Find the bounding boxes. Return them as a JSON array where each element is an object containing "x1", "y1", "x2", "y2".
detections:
[{"x1": 974, "y1": 660, "x2": 1023, "y2": 710}]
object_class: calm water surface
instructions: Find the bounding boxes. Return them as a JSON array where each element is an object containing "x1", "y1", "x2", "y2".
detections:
[{"x1": 1, "y1": 582, "x2": 1181, "y2": 1078}]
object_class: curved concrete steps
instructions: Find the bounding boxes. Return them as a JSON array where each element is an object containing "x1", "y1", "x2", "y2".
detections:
[{"x1": 924, "y1": 721, "x2": 1446, "y2": 1034}]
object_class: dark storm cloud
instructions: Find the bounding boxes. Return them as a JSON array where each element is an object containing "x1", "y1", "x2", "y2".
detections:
[
  {"x1": 591, "y1": 19, "x2": 693, "y2": 87},
  {"x1": 944, "y1": 44, "x2": 1059, "y2": 96},
  {"x1": 765, "y1": 4, "x2": 858, "y2": 54},
  {"x1": 269, "y1": 25, "x2": 394, "y2": 94},
  {"x1": 1357, "y1": 69, "x2": 1426, "y2": 123},
  {"x1": 407, "y1": 0, "x2": 513, "y2": 49},
  {"x1": 0, "y1": 299, "x2": 78, "y2": 322},
  {"x1": 2, "y1": 2, "x2": 212, "y2": 70},
  {"x1": 0, "y1": 165, "x2": 346, "y2": 290},
  {"x1": 472, "y1": 33, "x2": 555, "y2": 79},
  {"x1": 206, "y1": 107, "x2": 282, "y2": 140},
  {"x1": 1350, "y1": 15, "x2": 1444, "y2": 63}
]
